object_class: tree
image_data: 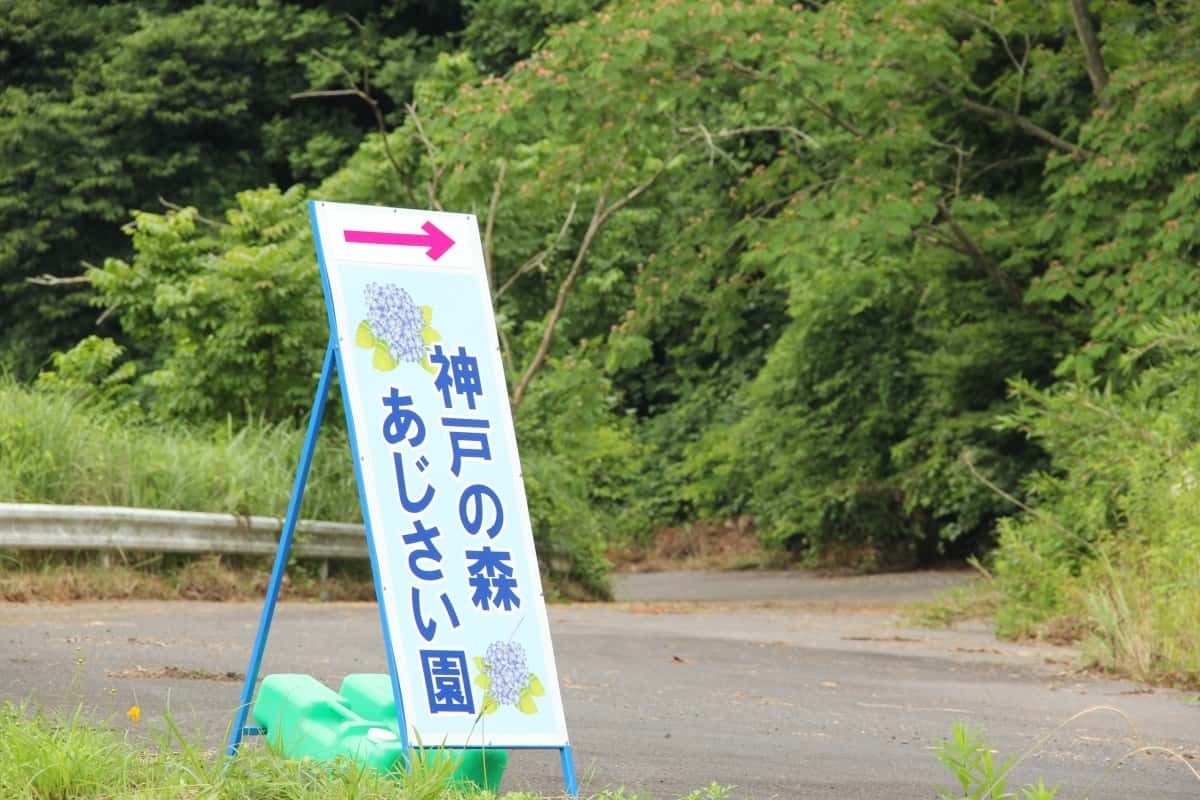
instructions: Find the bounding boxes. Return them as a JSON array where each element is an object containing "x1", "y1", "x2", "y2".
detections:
[
  {"x1": 57, "y1": 0, "x2": 1200, "y2": 570},
  {"x1": 0, "y1": 0, "x2": 456, "y2": 377}
]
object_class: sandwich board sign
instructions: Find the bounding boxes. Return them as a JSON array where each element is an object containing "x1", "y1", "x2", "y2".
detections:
[{"x1": 227, "y1": 200, "x2": 577, "y2": 795}]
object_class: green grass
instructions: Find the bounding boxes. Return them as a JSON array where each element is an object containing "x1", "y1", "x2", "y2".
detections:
[
  {"x1": 0, "y1": 701, "x2": 478, "y2": 800},
  {"x1": 0, "y1": 702, "x2": 735, "y2": 800},
  {"x1": 900, "y1": 570, "x2": 1001, "y2": 630},
  {"x1": 0, "y1": 378, "x2": 360, "y2": 522},
  {"x1": 0, "y1": 376, "x2": 614, "y2": 600},
  {"x1": 5, "y1": 702, "x2": 1196, "y2": 800}
]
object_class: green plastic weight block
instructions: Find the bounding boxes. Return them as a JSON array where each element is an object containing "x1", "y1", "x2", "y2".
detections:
[
  {"x1": 252, "y1": 674, "x2": 404, "y2": 775},
  {"x1": 339, "y1": 673, "x2": 507, "y2": 794},
  {"x1": 251, "y1": 673, "x2": 507, "y2": 793}
]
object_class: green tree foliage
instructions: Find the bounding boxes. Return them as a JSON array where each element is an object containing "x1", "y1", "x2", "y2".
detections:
[
  {"x1": 82, "y1": 186, "x2": 325, "y2": 421},
  {"x1": 1028, "y1": 3, "x2": 1200, "y2": 378},
  {"x1": 0, "y1": 0, "x2": 457, "y2": 377},
  {"x1": 460, "y1": 0, "x2": 605, "y2": 75},
  {"x1": 41, "y1": 0, "x2": 1200, "y2": 587}
]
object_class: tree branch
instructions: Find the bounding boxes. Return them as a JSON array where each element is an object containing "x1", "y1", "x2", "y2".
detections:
[
  {"x1": 96, "y1": 302, "x2": 122, "y2": 326},
  {"x1": 750, "y1": 176, "x2": 841, "y2": 219},
  {"x1": 158, "y1": 196, "x2": 229, "y2": 228},
  {"x1": 493, "y1": 199, "x2": 577, "y2": 301},
  {"x1": 509, "y1": 193, "x2": 609, "y2": 412},
  {"x1": 294, "y1": 48, "x2": 415, "y2": 204},
  {"x1": 405, "y1": 103, "x2": 444, "y2": 211},
  {"x1": 683, "y1": 124, "x2": 740, "y2": 168},
  {"x1": 682, "y1": 124, "x2": 818, "y2": 165},
  {"x1": 25, "y1": 273, "x2": 91, "y2": 286},
  {"x1": 958, "y1": 95, "x2": 1091, "y2": 159},
  {"x1": 955, "y1": 10, "x2": 1030, "y2": 114},
  {"x1": 509, "y1": 158, "x2": 669, "y2": 410},
  {"x1": 933, "y1": 197, "x2": 1024, "y2": 304},
  {"x1": 723, "y1": 60, "x2": 865, "y2": 138},
  {"x1": 496, "y1": 324, "x2": 516, "y2": 380},
  {"x1": 966, "y1": 154, "x2": 1046, "y2": 187},
  {"x1": 1068, "y1": 0, "x2": 1109, "y2": 103},
  {"x1": 961, "y1": 449, "x2": 1093, "y2": 553}
]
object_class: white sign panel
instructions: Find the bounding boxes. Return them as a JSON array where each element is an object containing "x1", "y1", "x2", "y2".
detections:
[{"x1": 309, "y1": 200, "x2": 570, "y2": 748}]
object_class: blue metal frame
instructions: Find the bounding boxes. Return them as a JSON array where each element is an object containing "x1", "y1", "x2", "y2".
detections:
[
  {"x1": 224, "y1": 200, "x2": 580, "y2": 797},
  {"x1": 226, "y1": 338, "x2": 336, "y2": 757},
  {"x1": 561, "y1": 745, "x2": 579, "y2": 797}
]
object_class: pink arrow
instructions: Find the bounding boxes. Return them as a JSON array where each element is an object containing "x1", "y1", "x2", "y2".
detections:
[{"x1": 343, "y1": 220, "x2": 455, "y2": 261}]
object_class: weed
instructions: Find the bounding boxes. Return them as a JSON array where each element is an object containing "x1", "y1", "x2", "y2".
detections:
[
  {"x1": 987, "y1": 352, "x2": 1200, "y2": 686},
  {"x1": 903, "y1": 578, "x2": 1001, "y2": 629},
  {"x1": 680, "y1": 784, "x2": 735, "y2": 800},
  {"x1": 933, "y1": 721, "x2": 1022, "y2": 800},
  {"x1": 936, "y1": 707, "x2": 1200, "y2": 799},
  {"x1": 0, "y1": 554, "x2": 376, "y2": 602}
]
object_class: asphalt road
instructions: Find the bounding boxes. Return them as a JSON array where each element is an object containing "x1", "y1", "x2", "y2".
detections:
[{"x1": 2, "y1": 570, "x2": 1197, "y2": 799}]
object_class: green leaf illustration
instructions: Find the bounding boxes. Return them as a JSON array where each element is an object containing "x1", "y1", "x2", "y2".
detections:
[
  {"x1": 528, "y1": 674, "x2": 545, "y2": 697},
  {"x1": 474, "y1": 672, "x2": 491, "y2": 690},
  {"x1": 517, "y1": 691, "x2": 538, "y2": 715},
  {"x1": 481, "y1": 696, "x2": 500, "y2": 715},
  {"x1": 372, "y1": 343, "x2": 397, "y2": 371},
  {"x1": 355, "y1": 320, "x2": 375, "y2": 348}
]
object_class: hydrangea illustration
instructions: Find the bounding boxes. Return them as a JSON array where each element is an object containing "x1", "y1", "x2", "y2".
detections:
[
  {"x1": 473, "y1": 639, "x2": 545, "y2": 715},
  {"x1": 355, "y1": 283, "x2": 440, "y2": 371}
]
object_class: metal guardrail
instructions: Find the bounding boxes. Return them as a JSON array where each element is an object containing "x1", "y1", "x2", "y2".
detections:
[{"x1": 0, "y1": 503, "x2": 367, "y2": 560}]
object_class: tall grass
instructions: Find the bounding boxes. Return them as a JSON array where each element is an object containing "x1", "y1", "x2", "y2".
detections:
[
  {"x1": 0, "y1": 378, "x2": 360, "y2": 522},
  {"x1": 0, "y1": 702, "x2": 473, "y2": 800},
  {"x1": 0, "y1": 377, "x2": 612, "y2": 600}
]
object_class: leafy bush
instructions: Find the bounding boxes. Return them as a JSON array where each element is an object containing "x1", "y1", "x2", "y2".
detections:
[
  {"x1": 991, "y1": 317, "x2": 1200, "y2": 681},
  {"x1": 74, "y1": 185, "x2": 327, "y2": 421},
  {"x1": 515, "y1": 353, "x2": 653, "y2": 598}
]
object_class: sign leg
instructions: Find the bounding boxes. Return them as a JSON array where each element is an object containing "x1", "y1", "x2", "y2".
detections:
[
  {"x1": 226, "y1": 339, "x2": 337, "y2": 757},
  {"x1": 560, "y1": 745, "x2": 579, "y2": 798}
]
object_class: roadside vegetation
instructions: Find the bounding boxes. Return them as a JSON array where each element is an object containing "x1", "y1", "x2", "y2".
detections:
[
  {"x1": 3, "y1": 702, "x2": 1195, "y2": 800},
  {"x1": 0, "y1": 551, "x2": 377, "y2": 603},
  {"x1": 0, "y1": 701, "x2": 741, "y2": 800},
  {"x1": 3, "y1": 1, "x2": 1199, "y2": 685},
  {"x1": 0, "y1": 377, "x2": 358, "y2": 521}
]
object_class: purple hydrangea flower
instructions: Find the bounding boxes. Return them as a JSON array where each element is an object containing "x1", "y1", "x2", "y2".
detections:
[
  {"x1": 364, "y1": 283, "x2": 426, "y2": 363},
  {"x1": 484, "y1": 640, "x2": 530, "y2": 707}
]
